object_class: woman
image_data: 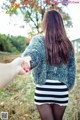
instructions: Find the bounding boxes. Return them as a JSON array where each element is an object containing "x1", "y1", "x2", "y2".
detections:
[{"x1": 22, "y1": 10, "x2": 76, "y2": 120}]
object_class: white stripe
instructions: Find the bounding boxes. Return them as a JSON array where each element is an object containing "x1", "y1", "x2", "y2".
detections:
[
  {"x1": 36, "y1": 85, "x2": 67, "y2": 89},
  {"x1": 35, "y1": 90, "x2": 68, "y2": 95},
  {"x1": 46, "y1": 80, "x2": 61, "y2": 83},
  {"x1": 34, "y1": 96, "x2": 69, "y2": 101},
  {"x1": 34, "y1": 102, "x2": 68, "y2": 106},
  {"x1": 36, "y1": 80, "x2": 62, "y2": 85}
]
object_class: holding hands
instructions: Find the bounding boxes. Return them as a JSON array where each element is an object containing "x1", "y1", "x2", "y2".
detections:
[
  {"x1": 0, "y1": 56, "x2": 31, "y2": 89},
  {"x1": 11, "y1": 56, "x2": 31, "y2": 75},
  {"x1": 21, "y1": 56, "x2": 32, "y2": 73}
]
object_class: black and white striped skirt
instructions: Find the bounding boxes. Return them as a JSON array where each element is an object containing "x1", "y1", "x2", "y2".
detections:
[{"x1": 34, "y1": 79, "x2": 69, "y2": 106}]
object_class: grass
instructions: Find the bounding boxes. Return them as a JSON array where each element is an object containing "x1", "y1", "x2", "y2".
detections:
[
  {"x1": 0, "y1": 53, "x2": 80, "y2": 120},
  {"x1": 0, "y1": 73, "x2": 38, "y2": 120}
]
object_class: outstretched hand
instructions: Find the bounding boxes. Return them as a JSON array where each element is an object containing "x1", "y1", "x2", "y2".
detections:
[
  {"x1": 0, "y1": 57, "x2": 30, "y2": 89},
  {"x1": 11, "y1": 56, "x2": 32, "y2": 75},
  {"x1": 11, "y1": 57, "x2": 29, "y2": 75}
]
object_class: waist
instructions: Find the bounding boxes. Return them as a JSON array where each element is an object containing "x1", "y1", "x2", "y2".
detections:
[{"x1": 36, "y1": 79, "x2": 68, "y2": 90}]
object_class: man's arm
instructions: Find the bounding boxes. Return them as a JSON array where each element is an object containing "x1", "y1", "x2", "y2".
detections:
[{"x1": 0, "y1": 57, "x2": 26, "y2": 89}]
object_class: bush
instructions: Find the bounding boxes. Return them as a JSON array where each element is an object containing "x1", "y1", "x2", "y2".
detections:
[{"x1": 0, "y1": 34, "x2": 26, "y2": 53}]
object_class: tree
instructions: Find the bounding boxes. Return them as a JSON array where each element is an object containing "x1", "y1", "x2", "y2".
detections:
[
  {"x1": 0, "y1": 34, "x2": 26, "y2": 53},
  {"x1": 10, "y1": 35, "x2": 27, "y2": 52},
  {"x1": 1, "y1": 0, "x2": 72, "y2": 36},
  {"x1": 0, "y1": 34, "x2": 17, "y2": 52}
]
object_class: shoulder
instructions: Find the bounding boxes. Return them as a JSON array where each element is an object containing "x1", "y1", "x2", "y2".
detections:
[
  {"x1": 69, "y1": 48, "x2": 75, "y2": 58},
  {"x1": 68, "y1": 48, "x2": 76, "y2": 66},
  {"x1": 31, "y1": 34, "x2": 44, "y2": 41},
  {"x1": 29, "y1": 34, "x2": 44, "y2": 47}
]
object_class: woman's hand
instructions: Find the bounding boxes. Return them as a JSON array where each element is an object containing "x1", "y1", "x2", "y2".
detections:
[{"x1": 22, "y1": 56, "x2": 32, "y2": 72}]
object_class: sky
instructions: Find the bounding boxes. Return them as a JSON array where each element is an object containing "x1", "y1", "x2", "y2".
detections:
[
  {"x1": 0, "y1": 12, "x2": 31, "y2": 37},
  {"x1": 0, "y1": 0, "x2": 80, "y2": 40},
  {"x1": 67, "y1": 2, "x2": 80, "y2": 40},
  {"x1": 0, "y1": 0, "x2": 31, "y2": 37}
]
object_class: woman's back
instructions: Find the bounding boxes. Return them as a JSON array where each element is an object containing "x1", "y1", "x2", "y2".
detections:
[{"x1": 22, "y1": 34, "x2": 76, "y2": 90}]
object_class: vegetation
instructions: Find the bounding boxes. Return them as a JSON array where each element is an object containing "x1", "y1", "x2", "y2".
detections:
[
  {"x1": 0, "y1": 34, "x2": 27, "y2": 53},
  {"x1": 1, "y1": 0, "x2": 72, "y2": 36},
  {"x1": 0, "y1": 0, "x2": 73, "y2": 53},
  {"x1": 0, "y1": 53, "x2": 80, "y2": 120}
]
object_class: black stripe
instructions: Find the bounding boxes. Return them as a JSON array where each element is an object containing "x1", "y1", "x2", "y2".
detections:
[
  {"x1": 45, "y1": 82, "x2": 65, "y2": 85},
  {"x1": 36, "y1": 87, "x2": 68, "y2": 92},
  {"x1": 34, "y1": 99, "x2": 68, "y2": 104},
  {"x1": 35, "y1": 93, "x2": 68, "y2": 98}
]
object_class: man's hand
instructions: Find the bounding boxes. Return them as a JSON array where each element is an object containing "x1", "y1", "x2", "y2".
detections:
[
  {"x1": 11, "y1": 57, "x2": 27, "y2": 75},
  {"x1": 0, "y1": 57, "x2": 29, "y2": 89}
]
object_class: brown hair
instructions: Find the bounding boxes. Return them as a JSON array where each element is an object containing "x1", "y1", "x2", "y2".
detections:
[{"x1": 42, "y1": 10, "x2": 74, "y2": 66}]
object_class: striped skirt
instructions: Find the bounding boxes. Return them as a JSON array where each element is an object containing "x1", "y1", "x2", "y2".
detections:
[{"x1": 34, "y1": 79, "x2": 69, "y2": 106}]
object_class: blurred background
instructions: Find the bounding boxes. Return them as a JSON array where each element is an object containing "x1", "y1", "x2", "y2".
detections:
[{"x1": 0, "y1": 0, "x2": 80, "y2": 120}]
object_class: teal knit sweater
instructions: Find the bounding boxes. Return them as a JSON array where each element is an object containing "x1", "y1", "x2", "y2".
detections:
[{"x1": 22, "y1": 34, "x2": 76, "y2": 90}]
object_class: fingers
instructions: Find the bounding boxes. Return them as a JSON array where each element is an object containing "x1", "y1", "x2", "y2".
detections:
[
  {"x1": 11, "y1": 57, "x2": 25, "y2": 66},
  {"x1": 21, "y1": 62, "x2": 30, "y2": 73},
  {"x1": 22, "y1": 56, "x2": 32, "y2": 69},
  {"x1": 17, "y1": 66, "x2": 26, "y2": 75},
  {"x1": 12, "y1": 57, "x2": 31, "y2": 74},
  {"x1": 23, "y1": 68, "x2": 30, "y2": 72}
]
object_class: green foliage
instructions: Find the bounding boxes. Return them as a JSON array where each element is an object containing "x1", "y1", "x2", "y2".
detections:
[
  {"x1": 10, "y1": 35, "x2": 26, "y2": 52},
  {"x1": 0, "y1": 34, "x2": 26, "y2": 53},
  {"x1": 5, "y1": 7, "x2": 18, "y2": 15},
  {"x1": 0, "y1": 34, "x2": 16, "y2": 52}
]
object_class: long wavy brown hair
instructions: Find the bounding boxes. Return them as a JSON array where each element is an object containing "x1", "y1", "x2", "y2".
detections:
[{"x1": 42, "y1": 10, "x2": 74, "y2": 66}]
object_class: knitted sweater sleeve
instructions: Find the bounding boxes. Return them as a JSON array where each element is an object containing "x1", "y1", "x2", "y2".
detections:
[
  {"x1": 68, "y1": 50, "x2": 76, "y2": 90},
  {"x1": 21, "y1": 35, "x2": 43, "y2": 69}
]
